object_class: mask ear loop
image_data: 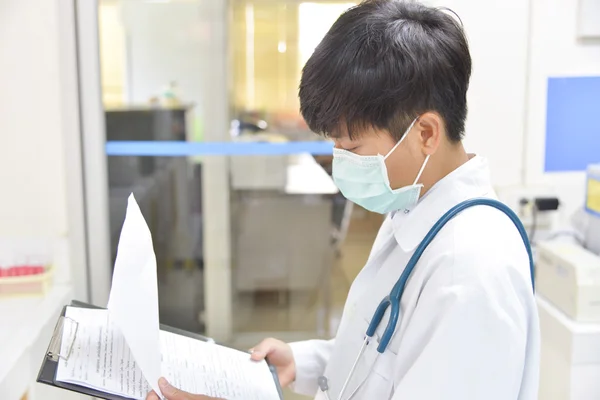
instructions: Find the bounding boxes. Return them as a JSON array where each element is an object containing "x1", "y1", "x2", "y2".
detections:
[
  {"x1": 383, "y1": 118, "x2": 419, "y2": 160},
  {"x1": 412, "y1": 154, "x2": 431, "y2": 186}
]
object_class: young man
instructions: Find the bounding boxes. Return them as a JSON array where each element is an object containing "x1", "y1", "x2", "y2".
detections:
[{"x1": 147, "y1": 1, "x2": 539, "y2": 399}]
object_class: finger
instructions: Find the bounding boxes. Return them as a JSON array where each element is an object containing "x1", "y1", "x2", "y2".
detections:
[
  {"x1": 146, "y1": 390, "x2": 161, "y2": 400},
  {"x1": 159, "y1": 377, "x2": 186, "y2": 400},
  {"x1": 159, "y1": 378, "x2": 218, "y2": 400},
  {"x1": 250, "y1": 338, "x2": 277, "y2": 361}
]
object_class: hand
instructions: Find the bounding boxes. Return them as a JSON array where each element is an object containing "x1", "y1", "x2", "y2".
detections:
[
  {"x1": 250, "y1": 338, "x2": 296, "y2": 387},
  {"x1": 146, "y1": 377, "x2": 223, "y2": 400}
]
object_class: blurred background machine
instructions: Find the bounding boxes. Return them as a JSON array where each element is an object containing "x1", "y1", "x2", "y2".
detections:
[
  {"x1": 537, "y1": 242, "x2": 600, "y2": 323},
  {"x1": 582, "y1": 164, "x2": 600, "y2": 255},
  {"x1": 536, "y1": 164, "x2": 600, "y2": 400},
  {"x1": 228, "y1": 130, "x2": 344, "y2": 339},
  {"x1": 231, "y1": 152, "x2": 337, "y2": 292}
]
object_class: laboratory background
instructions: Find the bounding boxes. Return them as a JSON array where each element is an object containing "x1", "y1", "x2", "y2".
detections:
[{"x1": 0, "y1": 0, "x2": 599, "y2": 399}]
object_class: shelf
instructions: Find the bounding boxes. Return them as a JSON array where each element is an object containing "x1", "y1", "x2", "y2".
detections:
[{"x1": 0, "y1": 284, "x2": 73, "y2": 396}]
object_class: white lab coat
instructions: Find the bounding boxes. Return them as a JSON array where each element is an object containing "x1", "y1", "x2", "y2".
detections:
[{"x1": 289, "y1": 156, "x2": 540, "y2": 400}]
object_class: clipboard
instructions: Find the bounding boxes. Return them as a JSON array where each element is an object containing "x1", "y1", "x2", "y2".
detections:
[{"x1": 37, "y1": 300, "x2": 284, "y2": 400}]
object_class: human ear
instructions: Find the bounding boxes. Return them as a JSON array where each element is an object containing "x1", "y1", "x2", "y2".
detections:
[{"x1": 416, "y1": 112, "x2": 443, "y2": 155}]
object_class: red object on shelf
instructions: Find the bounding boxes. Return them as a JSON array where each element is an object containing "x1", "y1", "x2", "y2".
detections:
[{"x1": 0, "y1": 265, "x2": 47, "y2": 279}]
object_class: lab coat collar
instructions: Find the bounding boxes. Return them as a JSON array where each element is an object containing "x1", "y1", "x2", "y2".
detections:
[{"x1": 392, "y1": 155, "x2": 495, "y2": 252}]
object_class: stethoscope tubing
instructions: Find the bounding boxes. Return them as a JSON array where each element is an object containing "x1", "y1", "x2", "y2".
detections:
[
  {"x1": 324, "y1": 198, "x2": 535, "y2": 400},
  {"x1": 371, "y1": 198, "x2": 535, "y2": 354}
]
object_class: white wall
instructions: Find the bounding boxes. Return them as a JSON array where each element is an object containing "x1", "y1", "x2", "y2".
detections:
[
  {"x1": 0, "y1": 0, "x2": 68, "y2": 237},
  {"x1": 0, "y1": 0, "x2": 87, "y2": 297},
  {"x1": 423, "y1": 0, "x2": 530, "y2": 187}
]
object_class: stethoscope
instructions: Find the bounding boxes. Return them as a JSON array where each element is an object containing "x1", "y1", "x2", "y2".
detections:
[{"x1": 318, "y1": 198, "x2": 536, "y2": 400}]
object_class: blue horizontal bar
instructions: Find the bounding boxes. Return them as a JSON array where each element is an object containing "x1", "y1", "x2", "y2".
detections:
[{"x1": 105, "y1": 141, "x2": 334, "y2": 156}]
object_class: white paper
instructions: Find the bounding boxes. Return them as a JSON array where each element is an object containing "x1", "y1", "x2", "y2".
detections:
[
  {"x1": 54, "y1": 194, "x2": 280, "y2": 399},
  {"x1": 107, "y1": 194, "x2": 162, "y2": 396},
  {"x1": 56, "y1": 307, "x2": 151, "y2": 399},
  {"x1": 55, "y1": 307, "x2": 280, "y2": 400},
  {"x1": 160, "y1": 330, "x2": 280, "y2": 400}
]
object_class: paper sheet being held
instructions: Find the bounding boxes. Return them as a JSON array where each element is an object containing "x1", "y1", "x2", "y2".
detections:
[
  {"x1": 107, "y1": 194, "x2": 162, "y2": 396},
  {"x1": 55, "y1": 194, "x2": 281, "y2": 400}
]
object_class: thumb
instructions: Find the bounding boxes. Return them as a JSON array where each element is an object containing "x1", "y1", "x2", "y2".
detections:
[
  {"x1": 250, "y1": 338, "x2": 276, "y2": 361},
  {"x1": 159, "y1": 377, "x2": 188, "y2": 400}
]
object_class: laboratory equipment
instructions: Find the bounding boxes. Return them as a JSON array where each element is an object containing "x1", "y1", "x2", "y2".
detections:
[
  {"x1": 584, "y1": 164, "x2": 600, "y2": 254},
  {"x1": 230, "y1": 149, "x2": 339, "y2": 338},
  {"x1": 230, "y1": 154, "x2": 288, "y2": 190},
  {"x1": 229, "y1": 134, "x2": 289, "y2": 190},
  {"x1": 233, "y1": 191, "x2": 333, "y2": 292},
  {"x1": 536, "y1": 241, "x2": 600, "y2": 323},
  {"x1": 232, "y1": 151, "x2": 338, "y2": 293},
  {"x1": 538, "y1": 295, "x2": 600, "y2": 400},
  {"x1": 536, "y1": 165, "x2": 600, "y2": 400}
]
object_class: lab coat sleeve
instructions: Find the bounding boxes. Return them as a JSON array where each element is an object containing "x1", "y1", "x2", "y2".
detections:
[
  {"x1": 390, "y1": 251, "x2": 535, "y2": 400},
  {"x1": 288, "y1": 339, "x2": 335, "y2": 396}
]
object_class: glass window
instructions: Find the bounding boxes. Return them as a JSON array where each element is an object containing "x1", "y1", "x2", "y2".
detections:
[{"x1": 96, "y1": 2, "x2": 376, "y2": 365}]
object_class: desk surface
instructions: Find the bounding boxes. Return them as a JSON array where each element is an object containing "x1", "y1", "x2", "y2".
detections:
[{"x1": 285, "y1": 153, "x2": 338, "y2": 195}]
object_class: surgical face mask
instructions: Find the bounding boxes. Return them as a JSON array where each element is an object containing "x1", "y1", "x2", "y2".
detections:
[{"x1": 332, "y1": 118, "x2": 430, "y2": 214}]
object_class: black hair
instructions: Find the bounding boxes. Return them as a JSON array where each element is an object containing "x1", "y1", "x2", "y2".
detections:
[{"x1": 299, "y1": 0, "x2": 472, "y2": 142}]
